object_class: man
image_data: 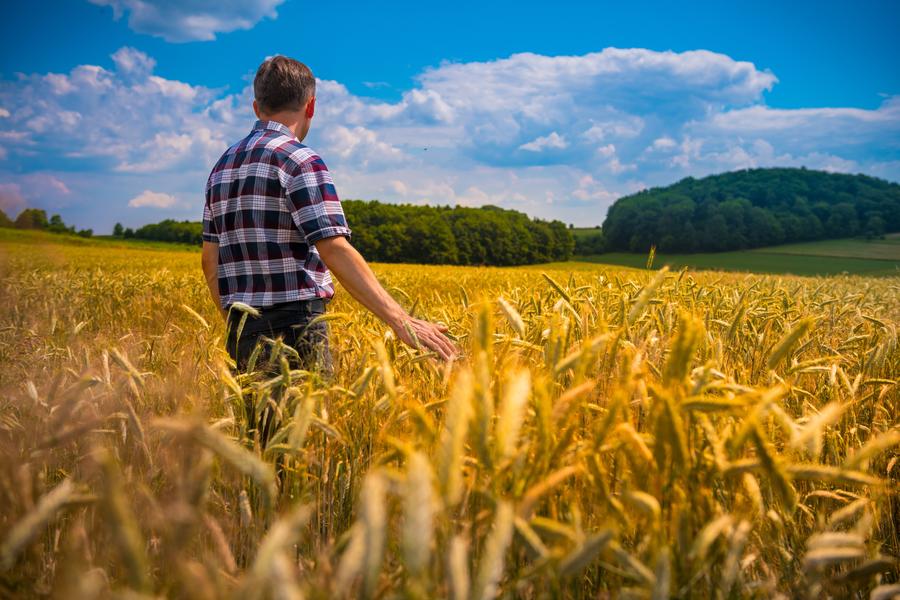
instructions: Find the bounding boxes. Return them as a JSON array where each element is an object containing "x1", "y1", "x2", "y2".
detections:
[{"x1": 201, "y1": 55, "x2": 458, "y2": 376}]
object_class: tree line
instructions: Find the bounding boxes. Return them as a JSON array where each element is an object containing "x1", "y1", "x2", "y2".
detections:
[
  {"x1": 341, "y1": 200, "x2": 573, "y2": 265},
  {"x1": 112, "y1": 219, "x2": 203, "y2": 244},
  {"x1": 0, "y1": 208, "x2": 93, "y2": 237},
  {"x1": 601, "y1": 168, "x2": 900, "y2": 253},
  {"x1": 105, "y1": 201, "x2": 574, "y2": 265}
]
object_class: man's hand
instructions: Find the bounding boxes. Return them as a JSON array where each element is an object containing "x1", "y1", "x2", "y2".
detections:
[
  {"x1": 314, "y1": 235, "x2": 459, "y2": 361},
  {"x1": 390, "y1": 316, "x2": 458, "y2": 362}
]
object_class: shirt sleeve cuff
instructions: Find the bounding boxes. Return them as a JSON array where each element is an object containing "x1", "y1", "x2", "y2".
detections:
[
  {"x1": 202, "y1": 232, "x2": 219, "y2": 242},
  {"x1": 305, "y1": 225, "x2": 352, "y2": 244}
]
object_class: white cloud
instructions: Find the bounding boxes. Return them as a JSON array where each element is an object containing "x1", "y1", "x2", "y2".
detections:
[
  {"x1": 89, "y1": 0, "x2": 285, "y2": 42},
  {"x1": 1, "y1": 48, "x2": 232, "y2": 176},
  {"x1": 18, "y1": 174, "x2": 73, "y2": 198},
  {"x1": 45, "y1": 176, "x2": 71, "y2": 195},
  {"x1": 582, "y1": 117, "x2": 643, "y2": 142},
  {"x1": 128, "y1": 190, "x2": 178, "y2": 208},
  {"x1": 572, "y1": 175, "x2": 617, "y2": 203},
  {"x1": 321, "y1": 125, "x2": 407, "y2": 168},
  {"x1": 44, "y1": 73, "x2": 75, "y2": 95},
  {"x1": 111, "y1": 46, "x2": 156, "y2": 76},
  {"x1": 596, "y1": 144, "x2": 616, "y2": 158},
  {"x1": 403, "y1": 89, "x2": 455, "y2": 124},
  {"x1": 0, "y1": 183, "x2": 26, "y2": 215},
  {"x1": 607, "y1": 158, "x2": 636, "y2": 174},
  {"x1": 519, "y1": 132, "x2": 568, "y2": 152},
  {"x1": 387, "y1": 180, "x2": 408, "y2": 196},
  {"x1": 1, "y1": 45, "x2": 898, "y2": 231},
  {"x1": 650, "y1": 136, "x2": 677, "y2": 150},
  {"x1": 0, "y1": 175, "x2": 73, "y2": 215},
  {"x1": 0, "y1": 108, "x2": 9, "y2": 118}
]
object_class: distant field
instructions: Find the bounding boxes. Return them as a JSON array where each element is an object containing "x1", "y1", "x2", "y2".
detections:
[
  {"x1": 6, "y1": 227, "x2": 898, "y2": 277},
  {"x1": 570, "y1": 226, "x2": 603, "y2": 239},
  {"x1": 574, "y1": 252, "x2": 897, "y2": 276},
  {"x1": 0, "y1": 228, "x2": 199, "y2": 252},
  {"x1": 577, "y1": 235, "x2": 900, "y2": 277},
  {"x1": 750, "y1": 233, "x2": 900, "y2": 261}
]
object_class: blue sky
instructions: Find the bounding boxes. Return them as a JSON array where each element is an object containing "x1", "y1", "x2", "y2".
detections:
[{"x1": 1, "y1": 0, "x2": 898, "y2": 231}]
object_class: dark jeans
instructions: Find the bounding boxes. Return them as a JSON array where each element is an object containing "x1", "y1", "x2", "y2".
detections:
[
  {"x1": 225, "y1": 298, "x2": 334, "y2": 378},
  {"x1": 226, "y1": 299, "x2": 333, "y2": 448}
]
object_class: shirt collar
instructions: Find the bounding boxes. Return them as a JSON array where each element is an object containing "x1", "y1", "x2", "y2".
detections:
[{"x1": 252, "y1": 119, "x2": 296, "y2": 139}]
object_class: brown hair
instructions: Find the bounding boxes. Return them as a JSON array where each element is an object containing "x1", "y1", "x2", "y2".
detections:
[{"x1": 253, "y1": 56, "x2": 316, "y2": 115}]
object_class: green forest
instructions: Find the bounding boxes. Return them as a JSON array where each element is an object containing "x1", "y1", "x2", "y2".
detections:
[
  {"x1": 127, "y1": 219, "x2": 202, "y2": 244},
  {"x1": 341, "y1": 200, "x2": 572, "y2": 265},
  {"x1": 0, "y1": 208, "x2": 93, "y2": 237},
  {"x1": 102, "y1": 201, "x2": 574, "y2": 266},
  {"x1": 601, "y1": 168, "x2": 900, "y2": 253}
]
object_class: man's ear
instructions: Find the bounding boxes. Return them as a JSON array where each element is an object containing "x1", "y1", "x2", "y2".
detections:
[
  {"x1": 305, "y1": 96, "x2": 315, "y2": 119},
  {"x1": 253, "y1": 99, "x2": 261, "y2": 119}
]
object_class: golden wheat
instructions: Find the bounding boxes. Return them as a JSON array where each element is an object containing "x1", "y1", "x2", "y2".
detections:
[{"x1": 0, "y1": 237, "x2": 898, "y2": 598}]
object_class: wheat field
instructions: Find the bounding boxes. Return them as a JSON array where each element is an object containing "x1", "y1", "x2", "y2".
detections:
[{"x1": 1, "y1": 234, "x2": 898, "y2": 599}]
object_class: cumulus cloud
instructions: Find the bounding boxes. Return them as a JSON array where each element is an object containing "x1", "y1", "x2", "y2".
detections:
[
  {"x1": 520, "y1": 132, "x2": 568, "y2": 152},
  {"x1": 0, "y1": 183, "x2": 26, "y2": 215},
  {"x1": 128, "y1": 190, "x2": 178, "y2": 208},
  {"x1": 1, "y1": 45, "x2": 899, "y2": 229},
  {"x1": 320, "y1": 125, "x2": 407, "y2": 168},
  {"x1": 650, "y1": 136, "x2": 677, "y2": 151},
  {"x1": 0, "y1": 175, "x2": 73, "y2": 216},
  {"x1": 687, "y1": 98, "x2": 900, "y2": 159},
  {"x1": 89, "y1": 0, "x2": 285, "y2": 42},
  {"x1": 0, "y1": 47, "x2": 232, "y2": 176},
  {"x1": 18, "y1": 174, "x2": 72, "y2": 198},
  {"x1": 111, "y1": 46, "x2": 156, "y2": 77}
]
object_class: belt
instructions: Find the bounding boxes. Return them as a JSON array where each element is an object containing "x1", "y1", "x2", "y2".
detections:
[
  {"x1": 263, "y1": 298, "x2": 328, "y2": 314},
  {"x1": 227, "y1": 298, "x2": 328, "y2": 319}
]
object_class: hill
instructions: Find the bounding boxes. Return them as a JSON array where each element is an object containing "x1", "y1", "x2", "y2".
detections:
[{"x1": 601, "y1": 168, "x2": 900, "y2": 253}]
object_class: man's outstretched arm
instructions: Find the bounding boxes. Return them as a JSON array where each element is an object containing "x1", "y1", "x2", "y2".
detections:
[
  {"x1": 201, "y1": 241, "x2": 223, "y2": 316},
  {"x1": 314, "y1": 235, "x2": 458, "y2": 361}
]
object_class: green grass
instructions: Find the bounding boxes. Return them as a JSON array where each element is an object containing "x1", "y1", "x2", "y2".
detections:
[
  {"x1": 576, "y1": 249, "x2": 898, "y2": 276},
  {"x1": 749, "y1": 233, "x2": 900, "y2": 261},
  {"x1": 570, "y1": 226, "x2": 603, "y2": 239},
  {"x1": 575, "y1": 234, "x2": 900, "y2": 277},
  {"x1": 0, "y1": 228, "x2": 199, "y2": 252}
]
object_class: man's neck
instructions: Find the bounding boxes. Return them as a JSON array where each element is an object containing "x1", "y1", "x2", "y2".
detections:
[{"x1": 259, "y1": 112, "x2": 307, "y2": 141}]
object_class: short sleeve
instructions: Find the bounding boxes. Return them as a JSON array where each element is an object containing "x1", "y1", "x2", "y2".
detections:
[
  {"x1": 202, "y1": 191, "x2": 219, "y2": 243},
  {"x1": 285, "y1": 154, "x2": 352, "y2": 244}
]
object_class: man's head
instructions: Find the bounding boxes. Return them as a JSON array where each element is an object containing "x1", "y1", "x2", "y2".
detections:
[{"x1": 253, "y1": 56, "x2": 316, "y2": 141}]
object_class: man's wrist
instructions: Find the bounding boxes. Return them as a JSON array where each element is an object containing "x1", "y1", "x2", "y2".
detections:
[{"x1": 385, "y1": 307, "x2": 408, "y2": 331}]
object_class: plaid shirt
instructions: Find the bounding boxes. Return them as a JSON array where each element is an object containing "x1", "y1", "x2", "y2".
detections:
[{"x1": 203, "y1": 120, "x2": 352, "y2": 309}]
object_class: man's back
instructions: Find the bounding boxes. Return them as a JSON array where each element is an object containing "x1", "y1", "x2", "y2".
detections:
[
  {"x1": 199, "y1": 54, "x2": 457, "y2": 368},
  {"x1": 203, "y1": 120, "x2": 352, "y2": 309}
]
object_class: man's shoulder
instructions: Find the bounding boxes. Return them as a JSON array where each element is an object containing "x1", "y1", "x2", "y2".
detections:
[
  {"x1": 208, "y1": 132, "x2": 256, "y2": 173},
  {"x1": 273, "y1": 139, "x2": 326, "y2": 173},
  {"x1": 206, "y1": 130, "x2": 329, "y2": 190}
]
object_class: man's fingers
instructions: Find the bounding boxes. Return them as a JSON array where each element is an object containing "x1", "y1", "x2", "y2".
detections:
[
  {"x1": 421, "y1": 329, "x2": 453, "y2": 361},
  {"x1": 429, "y1": 330, "x2": 457, "y2": 361},
  {"x1": 423, "y1": 331, "x2": 451, "y2": 361},
  {"x1": 434, "y1": 328, "x2": 459, "y2": 359},
  {"x1": 396, "y1": 319, "x2": 458, "y2": 361},
  {"x1": 424, "y1": 337, "x2": 450, "y2": 361},
  {"x1": 436, "y1": 333, "x2": 457, "y2": 358}
]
